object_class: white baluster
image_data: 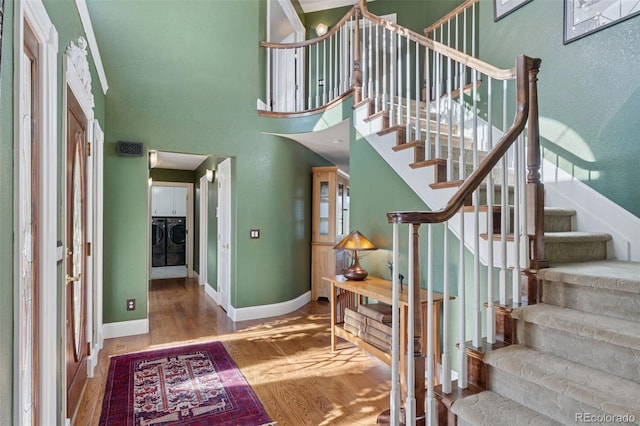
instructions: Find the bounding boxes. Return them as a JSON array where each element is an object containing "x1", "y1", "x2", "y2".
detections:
[
  {"x1": 441, "y1": 221, "x2": 452, "y2": 393},
  {"x1": 487, "y1": 74, "x2": 496, "y2": 344},
  {"x1": 415, "y1": 42, "x2": 421, "y2": 142},
  {"x1": 458, "y1": 208, "x2": 467, "y2": 389},
  {"x1": 382, "y1": 28, "x2": 387, "y2": 112},
  {"x1": 426, "y1": 224, "x2": 436, "y2": 425},
  {"x1": 397, "y1": 31, "x2": 402, "y2": 127},
  {"x1": 406, "y1": 225, "x2": 416, "y2": 425},
  {"x1": 500, "y1": 80, "x2": 509, "y2": 306},
  {"x1": 375, "y1": 23, "x2": 380, "y2": 112},
  {"x1": 406, "y1": 37, "x2": 411, "y2": 143},
  {"x1": 390, "y1": 222, "x2": 401, "y2": 425}
]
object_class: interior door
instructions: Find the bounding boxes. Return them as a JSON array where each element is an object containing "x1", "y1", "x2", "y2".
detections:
[
  {"x1": 217, "y1": 158, "x2": 231, "y2": 312},
  {"x1": 65, "y1": 88, "x2": 89, "y2": 421}
]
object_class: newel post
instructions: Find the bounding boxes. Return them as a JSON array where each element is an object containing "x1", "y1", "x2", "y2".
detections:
[
  {"x1": 525, "y1": 57, "x2": 548, "y2": 303},
  {"x1": 353, "y1": 4, "x2": 363, "y2": 104}
]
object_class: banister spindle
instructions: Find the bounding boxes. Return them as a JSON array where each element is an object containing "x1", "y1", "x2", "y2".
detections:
[
  {"x1": 458, "y1": 208, "x2": 468, "y2": 389},
  {"x1": 390, "y1": 222, "x2": 401, "y2": 424},
  {"x1": 415, "y1": 42, "x2": 420, "y2": 142},
  {"x1": 406, "y1": 37, "x2": 411, "y2": 143},
  {"x1": 500, "y1": 80, "x2": 509, "y2": 306},
  {"x1": 353, "y1": 8, "x2": 362, "y2": 104},
  {"x1": 441, "y1": 221, "x2": 452, "y2": 393}
]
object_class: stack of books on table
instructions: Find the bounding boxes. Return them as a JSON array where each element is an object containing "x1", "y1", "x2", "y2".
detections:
[{"x1": 343, "y1": 303, "x2": 393, "y2": 353}]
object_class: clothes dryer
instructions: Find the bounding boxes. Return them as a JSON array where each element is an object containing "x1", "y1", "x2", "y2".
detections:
[
  {"x1": 151, "y1": 217, "x2": 166, "y2": 267},
  {"x1": 166, "y1": 217, "x2": 186, "y2": 266}
]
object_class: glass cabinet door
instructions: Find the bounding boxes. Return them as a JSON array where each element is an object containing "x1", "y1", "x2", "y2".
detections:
[
  {"x1": 319, "y1": 180, "x2": 330, "y2": 237},
  {"x1": 336, "y1": 180, "x2": 349, "y2": 237}
]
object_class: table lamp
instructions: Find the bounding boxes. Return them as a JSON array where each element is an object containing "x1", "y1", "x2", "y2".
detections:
[{"x1": 334, "y1": 230, "x2": 377, "y2": 281}]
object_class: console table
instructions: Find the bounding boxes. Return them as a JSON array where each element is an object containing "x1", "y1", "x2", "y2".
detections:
[{"x1": 324, "y1": 275, "x2": 446, "y2": 379}]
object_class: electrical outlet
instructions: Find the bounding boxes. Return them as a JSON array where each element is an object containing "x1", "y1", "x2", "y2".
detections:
[{"x1": 127, "y1": 298, "x2": 136, "y2": 311}]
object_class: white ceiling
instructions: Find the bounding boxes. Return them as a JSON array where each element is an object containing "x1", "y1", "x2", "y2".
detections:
[
  {"x1": 152, "y1": 151, "x2": 209, "y2": 171},
  {"x1": 298, "y1": 0, "x2": 375, "y2": 13},
  {"x1": 269, "y1": 119, "x2": 351, "y2": 172}
]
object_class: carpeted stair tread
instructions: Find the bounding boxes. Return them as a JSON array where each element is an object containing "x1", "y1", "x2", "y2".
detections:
[
  {"x1": 512, "y1": 304, "x2": 640, "y2": 351},
  {"x1": 538, "y1": 261, "x2": 640, "y2": 294},
  {"x1": 543, "y1": 207, "x2": 576, "y2": 217},
  {"x1": 452, "y1": 390, "x2": 561, "y2": 426},
  {"x1": 484, "y1": 345, "x2": 640, "y2": 420},
  {"x1": 544, "y1": 231, "x2": 611, "y2": 242}
]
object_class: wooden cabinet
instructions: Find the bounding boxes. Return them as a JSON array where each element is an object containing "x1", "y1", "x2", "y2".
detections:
[
  {"x1": 152, "y1": 186, "x2": 187, "y2": 217},
  {"x1": 311, "y1": 167, "x2": 349, "y2": 300}
]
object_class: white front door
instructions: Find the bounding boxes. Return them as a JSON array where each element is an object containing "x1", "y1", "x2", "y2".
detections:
[{"x1": 216, "y1": 158, "x2": 231, "y2": 312}]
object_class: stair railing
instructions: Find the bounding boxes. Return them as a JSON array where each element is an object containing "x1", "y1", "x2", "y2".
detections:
[
  {"x1": 357, "y1": 2, "x2": 544, "y2": 422},
  {"x1": 260, "y1": 8, "x2": 358, "y2": 114},
  {"x1": 425, "y1": 0, "x2": 478, "y2": 57},
  {"x1": 261, "y1": 2, "x2": 545, "y2": 425}
]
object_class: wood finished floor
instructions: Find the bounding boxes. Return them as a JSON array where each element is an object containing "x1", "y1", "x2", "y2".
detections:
[{"x1": 75, "y1": 278, "x2": 392, "y2": 425}]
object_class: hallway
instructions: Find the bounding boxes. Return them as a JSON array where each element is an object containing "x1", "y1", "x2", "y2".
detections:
[{"x1": 75, "y1": 278, "x2": 392, "y2": 425}]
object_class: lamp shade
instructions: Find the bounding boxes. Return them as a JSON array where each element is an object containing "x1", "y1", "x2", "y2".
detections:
[
  {"x1": 333, "y1": 230, "x2": 377, "y2": 251},
  {"x1": 334, "y1": 231, "x2": 377, "y2": 280}
]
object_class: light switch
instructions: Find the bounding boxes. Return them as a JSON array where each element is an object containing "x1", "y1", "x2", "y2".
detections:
[{"x1": 250, "y1": 229, "x2": 260, "y2": 239}]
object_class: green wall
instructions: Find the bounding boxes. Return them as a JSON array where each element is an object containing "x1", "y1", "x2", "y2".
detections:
[
  {"x1": 0, "y1": 1, "x2": 14, "y2": 423},
  {"x1": 476, "y1": 0, "x2": 640, "y2": 217},
  {"x1": 86, "y1": 0, "x2": 335, "y2": 322}
]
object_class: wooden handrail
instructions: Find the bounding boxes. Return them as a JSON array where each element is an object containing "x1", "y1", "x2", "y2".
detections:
[
  {"x1": 261, "y1": 7, "x2": 356, "y2": 49},
  {"x1": 425, "y1": 0, "x2": 479, "y2": 36},
  {"x1": 356, "y1": 2, "x2": 515, "y2": 80},
  {"x1": 387, "y1": 55, "x2": 542, "y2": 225}
]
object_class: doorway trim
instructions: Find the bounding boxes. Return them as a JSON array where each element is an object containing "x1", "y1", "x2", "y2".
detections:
[
  {"x1": 216, "y1": 158, "x2": 232, "y2": 314},
  {"x1": 63, "y1": 35, "x2": 96, "y2": 424},
  {"x1": 14, "y1": 0, "x2": 58, "y2": 424},
  {"x1": 149, "y1": 181, "x2": 194, "y2": 279},
  {"x1": 198, "y1": 175, "x2": 209, "y2": 286}
]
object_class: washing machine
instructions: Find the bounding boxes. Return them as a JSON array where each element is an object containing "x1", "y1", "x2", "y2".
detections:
[
  {"x1": 151, "y1": 217, "x2": 166, "y2": 267},
  {"x1": 166, "y1": 217, "x2": 186, "y2": 266}
]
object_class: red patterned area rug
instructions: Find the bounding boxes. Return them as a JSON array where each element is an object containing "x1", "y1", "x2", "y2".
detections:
[{"x1": 99, "y1": 341, "x2": 274, "y2": 426}]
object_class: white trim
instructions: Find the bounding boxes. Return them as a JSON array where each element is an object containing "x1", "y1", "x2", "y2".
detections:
[
  {"x1": 216, "y1": 159, "x2": 232, "y2": 314},
  {"x1": 276, "y1": 0, "x2": 305, "y2": 36},
  {"x1": 66, "y1": 37, "x2": 95, "y2": 120},
  {"x1": 74, "y1": 0, "x2": 109, "y2": 94},
  {"x1": 102, "y1": 319, "x2": 150, "y2": 339},
  {"x1": 150, "y1": 181, "x2": 195, "y2": 277},
  {"x1": 204, "y1": 282, "x2": 220, "y2": 305},
  {"x1": 14, "y1": 1, "x2": 59, "y2": 424},
  {"x1": 229, "y1": 291, "x2": 312, "y2": 322},
  {"x1": 63, "y1": 34, "x2": 96, "y2": 424},
  {"x1": 88, "y1": 120, "x2": 105, "y2": 375},
  {"x1": 199, "y1": 175, "x2": 209, "y2": 286}
]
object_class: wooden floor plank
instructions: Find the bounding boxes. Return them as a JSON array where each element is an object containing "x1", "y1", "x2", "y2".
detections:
[{"x1": 74, "y1": 277, "x2": 391, "y2": 425}]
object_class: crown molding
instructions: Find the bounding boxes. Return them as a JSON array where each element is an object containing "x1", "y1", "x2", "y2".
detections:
[{"x1": 74, "y1": 0, "x2": 108, "y2": 94}]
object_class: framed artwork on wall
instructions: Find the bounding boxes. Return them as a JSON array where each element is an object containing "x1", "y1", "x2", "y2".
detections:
[
  {"x1": 494, "y1": 0, "x2": 533, "y2": 21},
  {"x1": 564, "y1": 0, "x2": 640, "y2": 44}
]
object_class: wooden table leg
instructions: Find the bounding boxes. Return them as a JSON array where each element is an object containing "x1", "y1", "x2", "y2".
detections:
[{"x1": 330, "y1": 281, "x2": 337, "y2": 351}]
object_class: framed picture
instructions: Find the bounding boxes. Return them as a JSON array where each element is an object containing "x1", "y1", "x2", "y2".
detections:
[
  {"x1": 564, "y1": 0, "x2": 640, "y2": 44},
  {"x1": 494, "y1": 0, "x2": 533, "y2": 21}
]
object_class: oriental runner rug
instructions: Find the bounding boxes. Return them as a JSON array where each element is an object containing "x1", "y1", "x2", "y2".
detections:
[{"x1": 99, "y1": 341, "x2": 274, "y2": 426}]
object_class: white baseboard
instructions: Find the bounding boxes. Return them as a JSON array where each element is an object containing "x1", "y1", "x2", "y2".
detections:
[
  {"x1": 102, "y1": 318, "x2": 149, "y2": 339},
  {"x1": 204, "y1": 282, "x2": 220, "y2": 304},
  {"x1": 229, "y1": 291, "x2": 312, "y2": 322}
]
